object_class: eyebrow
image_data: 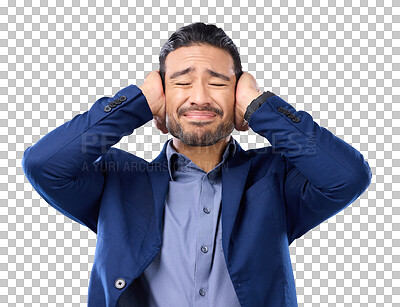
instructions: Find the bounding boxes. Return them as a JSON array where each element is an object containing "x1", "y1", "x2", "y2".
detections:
[{"x1": 169, "y1": 66, "x2": 231, "y2": 82}]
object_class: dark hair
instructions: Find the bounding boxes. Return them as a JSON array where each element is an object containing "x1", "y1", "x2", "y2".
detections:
[{"x1": 159, "y1": 22, "x2": 243, "y2": 92}]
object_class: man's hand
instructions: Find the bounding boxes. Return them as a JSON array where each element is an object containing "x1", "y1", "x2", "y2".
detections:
[
  {"x1": 139, "y1": 70, "x2": 168, "y2": 134},
  {"x1": 235, "y1": 71, "x2": 263, "y2": 131}
]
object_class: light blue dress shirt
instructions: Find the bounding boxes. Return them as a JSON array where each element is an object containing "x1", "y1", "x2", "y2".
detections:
[{"x1": 119, "y1": 135, "x2": 241, "y2": 307}]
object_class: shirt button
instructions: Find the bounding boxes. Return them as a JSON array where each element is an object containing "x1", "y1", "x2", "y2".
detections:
[
  {"x1": 199, "y1": 288, "x2": 206, "y2": 296},
  {"x1": 201, "y1": 245, "x2": 208, "y2": 253},
  {"x1": 203, "y1": 207, "x2": 211, "y2": 214}
]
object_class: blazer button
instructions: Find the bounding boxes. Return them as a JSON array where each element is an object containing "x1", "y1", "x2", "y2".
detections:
[
  {"x1": 288, "y1": 113, "x2": 296, "y2": 119},
  {"x1": 119, "y1": 96, "x2": 127, "y2": 102},
  {"x1": 104, "y1": 105, "x2": 112, "y2": 113},
  {"x1": 109, "y1": 101, "x2": 117, "y2": 108},
  {"x1": 115, "y1": 99, "x2": 122, "y2": 105},
  {"x1": 292, "y1": 117, "x2": 300, "y2": 123},
  {"x1": 278, "y1": 107, "x2": 290, "y2": 115},
  {"x1": 115, "y1": 278, "x2": 126, "y2": 289}
]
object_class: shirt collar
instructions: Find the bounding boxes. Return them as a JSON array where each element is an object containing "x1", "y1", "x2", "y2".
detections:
[{"x1": 166, "y1": 135, "x2": 237, "y2": 181}]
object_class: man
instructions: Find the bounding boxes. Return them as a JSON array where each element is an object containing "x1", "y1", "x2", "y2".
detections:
[{"x1": 21, "y1": 22, "x2": 372, "y2": 307}]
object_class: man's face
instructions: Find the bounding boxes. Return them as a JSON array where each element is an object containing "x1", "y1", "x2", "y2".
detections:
[{"x1": 164, "y1": 44, "x2": 236, "y2": 147}]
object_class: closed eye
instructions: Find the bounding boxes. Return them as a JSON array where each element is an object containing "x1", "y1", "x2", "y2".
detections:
[{"x1": 175, "y1": 83, "x2": 226, "y2": 87}]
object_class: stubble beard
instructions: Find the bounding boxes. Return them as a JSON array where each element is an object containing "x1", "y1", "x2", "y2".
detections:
[{"x1": 166, "y1": 112, "x2": 234, "y2": 147}]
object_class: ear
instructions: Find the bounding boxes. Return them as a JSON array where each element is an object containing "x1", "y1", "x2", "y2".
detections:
[
  {"x1": 158, "y1": 69, "x2": 166, "y2": 94},
  {"x1": 235, "y1": 71, "x2": 243, "y2": 93}
]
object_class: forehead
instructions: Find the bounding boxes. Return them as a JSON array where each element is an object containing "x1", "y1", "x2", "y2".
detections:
[{"x1": 165, "y1": 45, "x2": 235, "y2": 77}]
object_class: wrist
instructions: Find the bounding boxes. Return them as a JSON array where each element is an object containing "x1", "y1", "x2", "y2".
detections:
[
  {"x1": 139, "y1": 85, "x2": 159, "y2": 116},
  {"x1": 237, "y1": 90, "x2": 262, "y2": 117},
  {"x1": 249, "y1": 90, "x2": 263, "y2": 104},
  {"x1": 244, "y1": 91, "x2": 276, "y2": 123}
]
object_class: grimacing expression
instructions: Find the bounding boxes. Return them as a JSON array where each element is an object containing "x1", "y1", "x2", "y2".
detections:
[{"x1": 164, "y1": 44, "x2": 237, "y2": 147}]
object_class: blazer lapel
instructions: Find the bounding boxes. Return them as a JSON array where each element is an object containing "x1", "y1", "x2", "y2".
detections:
[
  {"x1": 146, "y1": 140, "x2": 171, "y2": 247},
  {"x1": 221, "y1": 142, "x2": 252, "y2": 260}
]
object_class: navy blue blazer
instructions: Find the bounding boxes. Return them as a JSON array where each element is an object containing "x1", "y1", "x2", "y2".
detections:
[{"x1": 21, "y1": 84, "x2": 372, "y2": 307}]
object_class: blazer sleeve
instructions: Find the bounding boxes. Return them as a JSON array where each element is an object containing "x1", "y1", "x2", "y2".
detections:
[
  {"x1": 21, "y1": 85, "x2": 153, "y2": 234},
  {"x1": 247, "y1": 94, "x2": 372, "y2": 245}
]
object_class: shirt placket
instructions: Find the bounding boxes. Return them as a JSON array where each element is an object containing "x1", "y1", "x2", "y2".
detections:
[{"x1": 194, "y1": 173, "x2": 216, "y2": 307}]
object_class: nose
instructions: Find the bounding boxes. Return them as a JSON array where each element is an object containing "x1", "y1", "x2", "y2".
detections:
[{"x1": 188, "y1": 83, "x2": 212, "y2": 107}]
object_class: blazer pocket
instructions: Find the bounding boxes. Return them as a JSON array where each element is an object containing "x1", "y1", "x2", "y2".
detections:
[{"x1": 244, "y1": 174, "x2": 279, "y2": 202}]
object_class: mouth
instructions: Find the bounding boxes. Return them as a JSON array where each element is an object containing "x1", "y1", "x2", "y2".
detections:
[{"x1": 183, "y1": 111, "x2": 217, "y2": 120}]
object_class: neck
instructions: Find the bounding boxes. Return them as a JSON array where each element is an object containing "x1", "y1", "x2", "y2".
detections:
[{"x1": 171, "y1": 135, "x2": 232, "y2": 173}]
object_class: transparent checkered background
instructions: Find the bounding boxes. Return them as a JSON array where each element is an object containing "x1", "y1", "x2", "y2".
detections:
[{"x1": 2, "y1": 0, "x2": 398, "y2": 306}]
